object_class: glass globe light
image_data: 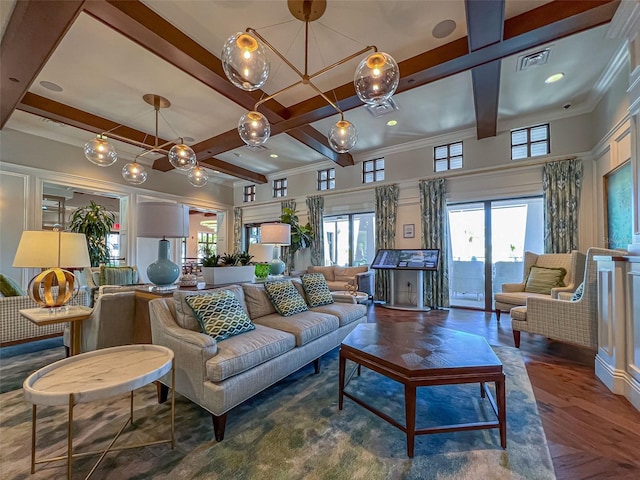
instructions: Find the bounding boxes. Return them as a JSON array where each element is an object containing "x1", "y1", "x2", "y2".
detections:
[
  {"x1": 122, "y1": 162, "x2": 147, "y2": 184},
  {"x1": 168, "y1": 143, "x2": 196, "y2": 170},
  {"x1": 188, "y1": 164, "x2": 209, "y2": 187},
  {"x1": 84, "y1": 135, "x2": 117, "y2": 167},
  {"x1": 328, "y1": 120, "x2": 358, "y2": 153},
  {"x1": 221, "y1": 32, "x2": 270, "y2": 91},
  {"x1": 238, "y1": 111, "x2": 270, "y2": 146},
  {"x1": 354, "y1": 52, "x2": 400, "y2": 106}
]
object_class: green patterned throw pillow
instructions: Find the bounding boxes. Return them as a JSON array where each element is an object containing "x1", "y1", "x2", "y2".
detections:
[
  {"x1": 264, "y1": 280, "x2": 309, "y2": 316},
  {"x1": 99, "y1": 266, "x2": 136, "y2": 286},
  {"x1": 301, "y1": 273, "x2": 334, "y2": 307},
  {"x1": 0, "y1": 273, "x2": 26, "y2": 297},
  {"x1": 524, "y1": 266, "x2": 567, "y2": 295},
  {"x1": 185, "y1": 290, "x2": 255, "y2": 341}
]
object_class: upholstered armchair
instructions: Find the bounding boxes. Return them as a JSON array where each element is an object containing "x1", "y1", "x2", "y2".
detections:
[
  {"x1": 83, "y1": 265, "x2": 141, "y2": 306},
  {"x1": 494, "y1": 250, "x2": 585, "y2": 321},
  {"x1": 509, "y1": 247, "x2": 627, "y2": 348}
]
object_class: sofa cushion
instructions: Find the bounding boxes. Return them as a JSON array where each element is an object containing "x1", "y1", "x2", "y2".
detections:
[
  {"x1": 334, "y1": 266, "x2": 368, "y2": 283},
  {"x1": 307, "y1": 265, "x2": 335, "y2": 282},
  {"x1": 206, "y1": 324, "x2": 295, "y2": 382},
  {"x1": 174, "y1": 285, "x2": 246, "y2": 331},
  {"x1": 0, "y1": 274, "x2": 25, "y2": 297},
  {"x1": 524, "y1": 266, "x2": 566, "y2": 294},
  {"x1": 253, "y1": 311, "x2": 339, "y2": 346},
  {"x1": 264, "y1": 280, "x2": 308, "y2": 317},
  {"x1": 494, "y1": 291, "x2": 551, "y2": 307},
  {"x1": 242, "y1": 283, "x2": 278, "y2": 319},
  {"x1": 301, "y1": 273, "x2": 334, "y2": 307},
  {"x1": 310, "y1": 303, "x2": 366, "y2": 327},
  {"x1": 510, "y1": 306, "x2": 527, "y2": 321},
  {"x1": 186, "y1": 290, "x2": 255, "y2": 341}
]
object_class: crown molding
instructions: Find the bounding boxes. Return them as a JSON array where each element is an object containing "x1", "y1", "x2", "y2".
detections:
[
  {"x1": 590, "y1": 114, "x2": 631, "y2": 159},
  {"x1": 607, "y1": 0, "x2": 640, "y2": 40}
]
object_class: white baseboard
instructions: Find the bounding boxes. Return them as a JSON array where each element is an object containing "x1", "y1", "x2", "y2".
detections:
[{"x1": 595, "y1": 354, "x2": 640, "y2": 412}]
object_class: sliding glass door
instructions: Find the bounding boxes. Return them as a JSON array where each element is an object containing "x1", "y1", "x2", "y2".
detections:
[
  {"x1": 447, "y1": 197, "x2": 543, "y2": 310},
  {"x1": 323, "y1": 212, "x2": 375, "y2": 266}
]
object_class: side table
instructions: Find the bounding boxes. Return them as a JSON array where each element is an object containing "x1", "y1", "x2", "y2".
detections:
[
  {"x1": 331, "y1": 290, "x2": 369, "y2": 304},
  {"x1": 19, "y1": 305, "x2": 92, "y2": 356},
  {"x1": 23, "y1": 344, "x2": 175, "y2": 479}
]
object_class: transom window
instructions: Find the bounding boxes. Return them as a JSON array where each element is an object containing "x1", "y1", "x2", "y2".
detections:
[
  {"x1": 273, "y1": 178, "x2": 287, "y2": 197},
  {"x1": 434, "y1": 141, "x2": 463, "y2": 172},
  {"x1": 363, "y1": 158, "x2": 384, "y2": 183},
  {"x1": 511, "y1": 124, "x2": 550, "y2": 160},
  {"x1": 243, "y1": 184, "x2": 256, "y2": 203},
  {"x1": 317, "y1": 168, "x2": 335, "y2": 191}
]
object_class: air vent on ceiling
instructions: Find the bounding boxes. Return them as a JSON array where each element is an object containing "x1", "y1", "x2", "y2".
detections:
[
  {"x1": 365, "y1": 98, "x2": 399, "y2": 117},
  {"x1": 245, "y1": 144, "x2": 268, "y2": 152},
  {"x1": 517, "y1": 48, "x2": 550, "y2": 71}
]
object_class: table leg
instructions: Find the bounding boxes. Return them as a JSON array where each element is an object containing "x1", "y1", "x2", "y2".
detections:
[
  {"x1": 171, "y1": 361, "x2": 175, "y2": 449},
  {"x1": 67, "y1": 394, "x2": 74, "y2": 480},
  {"x1": 338, "y1": 351, "x2": 345, "y2": 410},
  {"x1": 31, "y1": 405, "x2": 36, "y2": 474},
  {"x1": 405, "y1": 384, "x2": 416, "y2": 458},
  {"x1": 70, "y1": 321, "x2": 82, "y2": 356},
  {"x1": 480, "y1": 382, "x2": 486, "y2": 398},
  {"x1": 497, "y1": 375, "x2": 507, "y2": 448}
]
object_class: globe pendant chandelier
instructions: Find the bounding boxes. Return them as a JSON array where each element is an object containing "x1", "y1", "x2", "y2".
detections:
[
  {"x1": 83, "y1": 94, "x2": 207, "y2": 187},
  {"x1": 221, "y1": 0, "x2": 399, "y2": 153}
]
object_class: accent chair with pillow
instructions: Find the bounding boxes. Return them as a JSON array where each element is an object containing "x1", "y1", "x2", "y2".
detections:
[
  {"x1": 305, "y1": 265, "x2": 374, "y2": 298},
  {"x1": 509, "y1": 247, "x2": 626, "y2": 348},
  {"x1": 84, "y1": 265, "x2": 141, "y2": 305},
  {"x1": 493, "y1": 250, "x2": 585, "y2": 321}
]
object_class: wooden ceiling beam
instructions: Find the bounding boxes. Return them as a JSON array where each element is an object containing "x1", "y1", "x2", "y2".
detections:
[
  {"x1": 82, "y1": 0, "x2": 348, "y2": 168},
  {"x1": 18, "y1": 92, "x2": 168, "y2": 148},
  {"x1": 200, "y1": 158, "x2": 268, "y2": 184},
  {"x1": 0, "y1": 0, "x2": 85, "y2": 129},
  {"x1": 287, "y1": 126, "x2": 354, "y2": 167},
  {"x1": 465, "y1": 0, "x2": 504, "y2": 139}
]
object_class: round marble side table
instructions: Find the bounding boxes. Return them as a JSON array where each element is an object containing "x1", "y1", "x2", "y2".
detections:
[{"x1": 23, "y1": 344, "x2": 175, "y2": 479}]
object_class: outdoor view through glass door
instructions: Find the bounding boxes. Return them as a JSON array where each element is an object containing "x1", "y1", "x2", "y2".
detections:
[{"x1": 447, "y1": 197, "x2": 543, "y2": 309}]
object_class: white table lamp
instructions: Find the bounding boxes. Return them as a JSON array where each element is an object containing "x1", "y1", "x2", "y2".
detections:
[
  {"x1": 260, "y1": 223, "x2": 290, "y2": 275},
  {"x1": 13, "y1": 229, "x2": 91, "y2": 308}
]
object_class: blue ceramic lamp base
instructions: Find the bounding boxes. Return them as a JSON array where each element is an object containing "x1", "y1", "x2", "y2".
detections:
[{"x1": 147, "y1": 238, "x2": 180, "y2": 286}]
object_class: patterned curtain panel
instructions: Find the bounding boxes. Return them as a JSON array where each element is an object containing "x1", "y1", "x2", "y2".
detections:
[
  {"x1": 306, "y1": 195, "x2": 325, "y2": 266},
  {"x1": 375, "y1": 184, "x2": 399, "y2": 302},
  {"x1": 419, "y1": 178, "x2": 450, "y2": 308},
  {"x1": 543, "y1": 159, "x2": 583, "y2": 253},
  {"x1": 281, "y1": 200, "x2": 296, "y2": 273},
  {"x1": 233, "y1": 207, "x2": 242, "y2": 253}
]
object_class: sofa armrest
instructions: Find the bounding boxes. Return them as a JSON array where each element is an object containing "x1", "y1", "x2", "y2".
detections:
[
  {"x1": 149, "y1": 298, "x2": 217, "y2": 400},
  {"x1": 501, "y1": 282, "x2": 525, "y2": 293}
]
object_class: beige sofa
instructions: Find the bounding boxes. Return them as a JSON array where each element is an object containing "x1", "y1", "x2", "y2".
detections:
[
  {"x1": 306, "y1": 265, "x2": 374, "y2": 297},
  {"x1": 149, "y1": 280, "x2": 367, "y2": 441}
]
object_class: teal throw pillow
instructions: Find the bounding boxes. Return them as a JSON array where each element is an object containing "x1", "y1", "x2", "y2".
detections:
[
  {"x1": 524, "y1": 266, "x2": 567, "y2": 295},
  {"x1": 571, "y1": 282, "x2": 584, "y2": 301},
  {"x1": 301, "y1": 273, "x2": 334, "y2": 307},
  {"x1": 0, "y1": 273, "x2": 26, "y2": 297},
  {"x1": 99, "y1": 266, "x2": 136, "y2": 286},
  {"x1": 264, "y1": 280, "x2": 309, "y2": 316},
  {"x1": 185, "y1": 290, "x2": 254, "y2": 341}
]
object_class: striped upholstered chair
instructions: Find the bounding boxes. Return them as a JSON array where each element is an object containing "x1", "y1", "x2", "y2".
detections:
[{"x1": 509, "y1": 247, "x2": 626, "y2": 348}]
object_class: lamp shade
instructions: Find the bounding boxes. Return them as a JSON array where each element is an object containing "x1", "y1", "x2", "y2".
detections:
[
  {"x1": 13, "y1": 231, "x2": 91, "y2": 268},
  {"x1": 260, "y1": 223, "x2": 290, "y2": 246},
  {"x1": 248, "y1": 243, "x2": 274, "y2": 263},
  {"x1": 137, "y1": 202, "x2": 189, "y2": 238}
]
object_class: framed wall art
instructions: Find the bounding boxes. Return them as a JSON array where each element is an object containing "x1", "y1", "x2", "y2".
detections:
[
  {"x1": 604, "y1": 161, "x2": 632, "y2": 250},
  {"x1": 403, "y1": 224, "x2": 415, "y2": 239}
]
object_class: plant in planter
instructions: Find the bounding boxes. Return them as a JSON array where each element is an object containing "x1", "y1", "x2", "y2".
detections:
[
  {"x1": 68, "y1": 200, "x2": 115, "y2": 267},
  {"x1": 201, "y1": 246, "x2": 221, "y2": 267},
  {"x1": 201, "y1": 249, "x2": 255, "y2": 285},
  {"x1": 280, "y1": 208, "x2": 314, "y2": 256}
]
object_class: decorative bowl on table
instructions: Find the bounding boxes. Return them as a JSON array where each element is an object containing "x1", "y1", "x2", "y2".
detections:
[{"x1": 179, "y1": 274, "x2": 198, "y2": 287}]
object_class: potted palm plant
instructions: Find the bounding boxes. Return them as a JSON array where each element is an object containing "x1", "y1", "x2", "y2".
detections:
[
  {"x1": 68, "y1": 201, "x2": 115, "y2": 267},
  {"x1": 201, "y1": 248, "x2": 254, "y2": 285}
]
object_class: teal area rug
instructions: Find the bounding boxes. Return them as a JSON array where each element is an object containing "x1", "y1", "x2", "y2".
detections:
[{"x1": 0, "y1": 346, "x2": 555, "y2": 479}]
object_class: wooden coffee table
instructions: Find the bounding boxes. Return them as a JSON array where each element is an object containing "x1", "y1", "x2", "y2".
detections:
[{"x1": 338, "y1": 322, "x2": 506, "y2": 458}]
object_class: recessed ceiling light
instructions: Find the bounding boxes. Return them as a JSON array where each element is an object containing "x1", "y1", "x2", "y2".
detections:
[
  {"x1": 386, "y1": 120, "x2": 397, "y2": 126},
  {"x1": 39, "y1": 80, "x2": 63, "y2": 92},
  {"x1": 432, "y1": 19, "x2": 456, "y2": 39},
  {"x1": 270, "y1": 154, "x2": 278, "y2": 158},
  {"x1": 182, "y1": 136, "x2": 195, "y2": 143},
  {"x1": 545, "y1": 73, "x2": 564, "y2": 84}
]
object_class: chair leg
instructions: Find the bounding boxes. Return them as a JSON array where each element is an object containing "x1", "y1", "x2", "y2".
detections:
[
  {"x1": 64, "y1": 346, "x2": 70, "y2": 358},
  {"x1": 313, "y1": 358, "x2": 320, "y2": 374},
  {"x1": 212, "y1": 413, "x2": 228, "y2": 442},
  {"x1": 157, "y1": 382, "x2": 169, "y2": 404},
  {"x1": 513, "y1": 330, "x2": 521, "y2": 348},
  {"x1": 495, "y1": 309, "x2": 501, "y2": 322}
]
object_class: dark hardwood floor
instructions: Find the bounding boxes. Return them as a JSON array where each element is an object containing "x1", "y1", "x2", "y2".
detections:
[{"x1": 368, "y1": 304, "x2": 640, "y2": 480}]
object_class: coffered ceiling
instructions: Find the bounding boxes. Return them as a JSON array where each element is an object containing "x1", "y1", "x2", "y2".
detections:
[{"x1": 0, "y1": 1, "x2": 624, "y2": 187}]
